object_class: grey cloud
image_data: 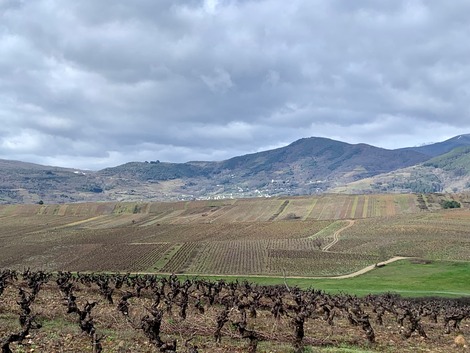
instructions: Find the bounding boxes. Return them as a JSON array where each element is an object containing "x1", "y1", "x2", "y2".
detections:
[{"x1": 1, "y1": 0, "x2": 470, "y2": 169}]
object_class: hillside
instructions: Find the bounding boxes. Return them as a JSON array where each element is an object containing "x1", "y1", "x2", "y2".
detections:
[
  {"x1": 218, "y1": 137, "x2": 428, "y2": 180},
  {"x1": 423, "y1": 145, "x2": 470, "y2": 172},
  {"x1": 0, "y1": 159, "x2": 105, "y2": 204},
  {"x1": 1, "y1": 135, "x2": 470, "y2": 203},
  {"x1": 97, "y1": 137, "x2": 429, "y2": 201},
  {"x1": 334, "y1": 145, "x2": 470, "y2": 194},
  {"x1": 399, "y1": 134, "x2": 470, "y2": 157}
]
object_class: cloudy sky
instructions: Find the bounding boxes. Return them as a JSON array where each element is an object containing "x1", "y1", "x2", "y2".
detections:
[{"x1": 1, "y1": 0, "x2": 470, "y2": 170}]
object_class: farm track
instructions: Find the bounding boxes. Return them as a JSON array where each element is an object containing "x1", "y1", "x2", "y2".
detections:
[
  {"x1": 331, "y1": 256, "x2": 411, "y2": 278},
  {"x1": 322, "y1": 219, "x2": 355, "y2": 251},
  {"x1": 136, "y1": 256, "x2": 413, "y2": 280}
]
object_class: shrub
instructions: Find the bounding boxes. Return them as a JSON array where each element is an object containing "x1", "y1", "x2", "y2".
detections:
[{"x1": 441, "y1": 200, "x2": 461, "y2": 209}]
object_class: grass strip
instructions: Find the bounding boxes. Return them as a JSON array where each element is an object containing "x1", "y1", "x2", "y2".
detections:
[
  {"x1": 308, "y1": 220, "x2": 348, "y2": 240},
  {"x1": 181, "y1": 260, "x2": 470, "y2": 298},
  {"x1": 151, "y1": 243, "x2": 183, "y2": 271}
]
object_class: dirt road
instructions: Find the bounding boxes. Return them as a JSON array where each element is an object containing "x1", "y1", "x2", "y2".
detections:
[
  {"x1": 328, "y1": 256, "x2": 411, "y2": 279},
  {"x1": 150, "y1": 256, "x2": 413, "y2": 280},
  {"x1": 322, "y1": 219, "x2": 355, "y2": 251}
]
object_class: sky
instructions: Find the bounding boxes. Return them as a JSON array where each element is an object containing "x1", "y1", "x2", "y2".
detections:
[{"x1": 1, "y1": 0, "x2": 470, "y2": 170}]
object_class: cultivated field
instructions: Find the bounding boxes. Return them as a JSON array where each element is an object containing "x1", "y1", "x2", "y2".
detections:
[
  {"x1": 0, "y1": 193, "x2": 469, "y2": 278},
  {"x1": 0, "y1": 269, "x2": 469, "y2": 353}
]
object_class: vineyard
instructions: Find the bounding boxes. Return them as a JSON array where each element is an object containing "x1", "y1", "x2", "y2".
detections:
[
  {"x1": 1, "y1": 194, "x2": 470, "y2": 351},
  {"x1": 0, "y1": 193, "x2": 470, "y2": 277},
  {"x1": 0, "y1": 193, "x2": 454, "y2": 222},
  {"x1": 1, "y1": 269, "x2": 469, "y2": 352},
  {"x1": 331, "y1": 209, "x2": 470, "y2": 261}
]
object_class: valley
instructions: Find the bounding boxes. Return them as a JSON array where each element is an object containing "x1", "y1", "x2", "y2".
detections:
[{"x1": 1, "y1": 193, "x2": 469, "y2": 284}]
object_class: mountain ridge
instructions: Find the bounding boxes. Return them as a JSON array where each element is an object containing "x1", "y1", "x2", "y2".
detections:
[
  {"x1": 333, "y1": 145, "x2": 470, "y2": 194},
  {"x1": 398, "y1": 134, "x2": 470, "y2": 157},
  {"x1": 1, "y1": 134, "x2": 470, "y2": 204}
]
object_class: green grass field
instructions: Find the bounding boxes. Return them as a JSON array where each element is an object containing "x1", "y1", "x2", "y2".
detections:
[{"x1": 184, "y1": 259, "x2": 470, "y2": 297}]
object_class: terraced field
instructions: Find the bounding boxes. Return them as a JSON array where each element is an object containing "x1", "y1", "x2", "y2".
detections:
[{"x1": 0, "y1": 193, "x2": 469, "y2": 276}]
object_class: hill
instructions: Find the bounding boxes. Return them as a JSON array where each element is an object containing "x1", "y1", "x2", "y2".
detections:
[
  {"x1": 0, "y1": 159, "x2": 106, "y2": 204},
  {"x1": 334, "y1": 145, "x2": 470, "y2": 194},
  {"x1": 2, "y1": 135, "x2": 470, "y2": 203},
  {"x1": 97, "y1": 137, "x2": 429, "y2": 200},
  {"x1": 399, "y1": 133, "x2": 470, "y2": 156},
  {"x1": 423, "y1": 145, "x2": 470, "y2": 172}
]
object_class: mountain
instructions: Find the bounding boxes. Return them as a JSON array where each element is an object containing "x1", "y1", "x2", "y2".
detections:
[
  {"x1": 219, "y1": 137, "x2": 427, "y2": 178},
  {"x1": 96, "y1": 137, "x2": 430, "y2": 199},
  {"x1": 0, "y1": 159, "x2": 108, "y2": 204},
  {"x1": 423, "y1": 145, "x2": 470, "y2": 172},
  {"x1": 2, "y1": 134, "x2": 470, "y2": 204},
  {"x1": 399, "y1": 134, "x2": 470, "y2": 157},
  {"x1": 333, "y1": 145, "x2": 470, "y2": 194}
]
